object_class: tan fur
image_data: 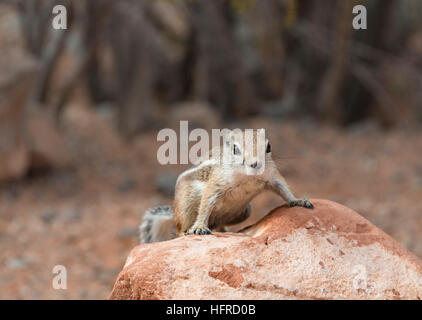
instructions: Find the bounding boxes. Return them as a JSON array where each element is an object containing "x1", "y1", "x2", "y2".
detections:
[
  {"x1": 173, "y1": 129, "x2": 313, "y2": 236},
  {"x1": 139, "y1": 129, "x2": 313, "y2": 243}
]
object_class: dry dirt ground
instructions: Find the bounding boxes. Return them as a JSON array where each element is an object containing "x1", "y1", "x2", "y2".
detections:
[{"x1": 0, "y1": 106, "x2": 421, "y2": 299}]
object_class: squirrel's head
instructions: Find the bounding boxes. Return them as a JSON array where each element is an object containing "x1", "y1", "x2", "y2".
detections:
[{"x1": 221, "y1": 129, "x2": 273, "y2": 176}]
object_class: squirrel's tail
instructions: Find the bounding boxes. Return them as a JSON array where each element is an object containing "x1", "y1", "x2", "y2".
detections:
[{"x1": 139, "y1": 205, "x2": 178, "y2": 244}]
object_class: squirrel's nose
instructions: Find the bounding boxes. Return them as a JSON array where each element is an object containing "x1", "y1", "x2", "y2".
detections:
[{"x1": 249, "y1": 160, "x2": 261, "y2": 169}]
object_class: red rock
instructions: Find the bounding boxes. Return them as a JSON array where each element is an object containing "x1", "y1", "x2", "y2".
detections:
[{"x1": 109, "y1": 199, "x2": 422, "y2": 300}]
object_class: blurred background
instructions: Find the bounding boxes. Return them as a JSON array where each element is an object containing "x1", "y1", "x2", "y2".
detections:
[{"x1": 0, "y1": 0, "x2": 421, "y2": 299}]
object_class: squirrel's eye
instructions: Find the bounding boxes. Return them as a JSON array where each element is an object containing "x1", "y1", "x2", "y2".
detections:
[
  {"x1": 233, "y1": 144, "x2": 240, "y2": 155},
  {"x1": 266, "y1": 142, "x2": 271, "y2": 153}
]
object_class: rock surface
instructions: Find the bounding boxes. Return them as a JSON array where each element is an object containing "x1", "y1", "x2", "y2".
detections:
[{"x1": 109, "y1": 199, "x2": 422, "y2": 300}]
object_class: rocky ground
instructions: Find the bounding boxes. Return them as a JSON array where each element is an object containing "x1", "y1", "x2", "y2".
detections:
[
  {"x1": 110, "y1": 200, "x2": 422, "y2": 300},
  {"x1": 0, "y1": 105, "x2": 421, "y2": 299}
]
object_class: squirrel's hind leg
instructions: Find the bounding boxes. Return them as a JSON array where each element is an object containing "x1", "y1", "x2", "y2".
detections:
[{"x1": 223, "y1": 204, "x2": 252, "y2": 226}]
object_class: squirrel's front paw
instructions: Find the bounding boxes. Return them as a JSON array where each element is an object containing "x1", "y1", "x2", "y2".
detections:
[
  {"x1": 289, "y1": 198, "x2": 314, "y2": 209},
  {"x1": 187, "y1": 225, "x2": 212, "y2": 235}
]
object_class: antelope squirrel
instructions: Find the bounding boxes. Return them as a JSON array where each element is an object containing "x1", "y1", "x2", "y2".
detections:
[{"x1": 139, "y1": 129, "x2": 313, "y2": 243}]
